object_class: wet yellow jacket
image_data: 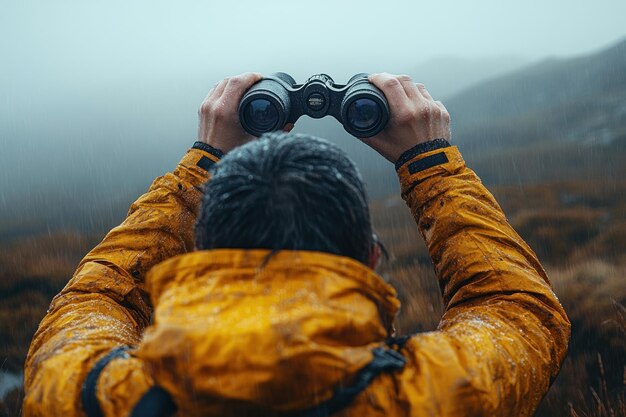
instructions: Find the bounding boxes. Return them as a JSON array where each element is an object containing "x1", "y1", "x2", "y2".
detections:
[{"x1": 23, "y1": 144, "x2": 570, "y2": 417}]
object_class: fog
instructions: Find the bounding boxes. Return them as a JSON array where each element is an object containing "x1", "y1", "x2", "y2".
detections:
[{"x1": 1, "y1": 0, "x2": 626, "y2": 226}]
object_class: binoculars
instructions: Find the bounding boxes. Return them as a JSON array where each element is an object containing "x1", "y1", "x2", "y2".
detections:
[{"x1": 238, "y1": 73, "x2": 389, "y2": 138}]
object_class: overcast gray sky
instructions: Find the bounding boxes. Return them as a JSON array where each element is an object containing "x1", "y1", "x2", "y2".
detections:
[
  {"x1": 1, "y1": 0, "x2": 625, "y2": 222},
  {"x1": 2, "y1": 0, "x2": 626, "y2": 85}
]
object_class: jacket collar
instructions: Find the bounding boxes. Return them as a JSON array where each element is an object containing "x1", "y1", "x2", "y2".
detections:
[{"x1": 147, "y1": 249, "x2": 401, "y2": 335}]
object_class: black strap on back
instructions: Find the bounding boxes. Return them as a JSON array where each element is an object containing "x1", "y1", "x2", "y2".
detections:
[
  {"x1": 285, "y1": 347, "x2": 406, "y2": 417},
  {"x1": 82, "y1": 344, "x2": 407, "y2": 417},
  {"x1": 81, "y1": 346, "x2": 178, "y2": 417},
  {"x1": 81, "y1": 346, "x2": 130, "y2": 417},
  {"x1": 129, "y1": 386, "x2": 177, "y2": 417},
  {"x1": 386, "y1": 335, "x2": 412, "y2": 350}
]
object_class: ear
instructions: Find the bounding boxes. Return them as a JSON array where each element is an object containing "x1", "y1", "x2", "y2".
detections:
[{"x1": 368, "y1": 242, "x2": 382, "y2": 270}]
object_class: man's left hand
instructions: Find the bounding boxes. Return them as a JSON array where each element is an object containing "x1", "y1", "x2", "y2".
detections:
[{"x1": 197, "y1": 72, "x2": 262, "y2": 153}]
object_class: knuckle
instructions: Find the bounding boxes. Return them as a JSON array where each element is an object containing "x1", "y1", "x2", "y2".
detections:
[
  {"x1": 199, "y1": 101, "x2": 212, "y2": 116},
  {"x1": 383, "y1": 77, "x2": 401, "y2": 89},
  {"x1": 217, "y1": 77, "x2": 230, "y2": 89},
  {"x1": 243, "y1": 71, "x2": 259, "y2": 80}
]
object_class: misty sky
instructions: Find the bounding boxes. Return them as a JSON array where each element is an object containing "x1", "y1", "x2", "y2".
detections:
[
  {"x1": 2, "y1": 0, "x2": 626, "y2": 88},
  {"x1": 1, "y1": 0, "x2": 626, "y2": 216}
]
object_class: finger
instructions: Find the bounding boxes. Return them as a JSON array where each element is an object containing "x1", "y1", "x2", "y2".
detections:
[
  {"x1": 416, "y1": 83, "x2": 433, "y2": 101},
  {"x1": 221, "y1": 72, "x2": 262, "y2": 102},
  {"x1": 212, "y1": 78, "x2": 230, "y2": 100},
  {"x1": 204, "y1": 85, "x2": 218, "y2": 100},
  {"x1": 436, "y1": 101, "x2": 452, "y2": 140},
  {"x1": 368, "y1": 73, "x2": 411, "y2": 112},
  {"x1": 282, "y1": 123, "x2": 295, "y2": 133},
  {"x1": 200, "y1": 80, "x2": 220, "y2": 104},
  {"x1": 396, "y1": 75, "x2": 420, "y2": 99},
  {"x1": 199, "y1": 81, "x2": 223, "y2": 115},
  {"x1": 434, "y1": 100, "x2": 449, "y2": 119}
]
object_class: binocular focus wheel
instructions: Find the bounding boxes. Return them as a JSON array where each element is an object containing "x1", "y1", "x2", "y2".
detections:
[
  {"x1": 347, "y1": 73, "x2": 369, "y2": 84},
  {"x1": 272, "y1": 72, "x2": 297, "y2": 85}
]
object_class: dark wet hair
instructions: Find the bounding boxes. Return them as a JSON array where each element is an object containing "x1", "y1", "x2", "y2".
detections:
[{"x1": 195, "y1": 132, "x2": 373, "y2": 264}]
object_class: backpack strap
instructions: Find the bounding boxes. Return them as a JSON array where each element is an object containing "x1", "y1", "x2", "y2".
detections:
[
  {"x1": 285, "y1": 346, "x2": 406, "y2": 417},
  {"x1": 81, "y1": 346, "x2": 130, "y2": 417},
  {"x1": 129, "y1": 386, "x2": 177, "y2": 417},
  {"x1": 82, "y1": 344, "x2": 407, "y2": 417},
  {"x1": 81, "y1": 346, "x2": 178, "y2": 417},
  {"x1": 386, "y1": 334, "x2": 412, "y2": 350}
]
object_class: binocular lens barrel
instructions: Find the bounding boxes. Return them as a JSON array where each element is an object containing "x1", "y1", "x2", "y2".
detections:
[
  {"x1": 239, "y1": 77, "x2": 290, "y2": 137},
  {"x1": 243, "y1": 99, "x2": 280, "y2": 132},
  {"x1": 345, "y1": 98, "x2": 382, "y2": 132},
  {"x1": 339, "y1": 75, "x2": 389, "y2": 137}
]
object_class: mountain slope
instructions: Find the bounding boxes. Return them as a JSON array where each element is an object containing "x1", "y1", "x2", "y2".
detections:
[{"x1": 446, "y1": 38, "x2": 626, "y2": 152}]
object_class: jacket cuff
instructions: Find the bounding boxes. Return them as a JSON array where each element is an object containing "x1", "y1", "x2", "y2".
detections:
[
  {"x1": 191, "y1": 141, "x2": 225, "y2": 159},
  {"x1": 397, "y1": 145, "x2": 465, "y2": 197},
  {"x1": 174, "y1": 144, "x2": 222, "y2": 188},
  {"x1": 394, "y1": 138, "x2": 451, "y2": 171}
]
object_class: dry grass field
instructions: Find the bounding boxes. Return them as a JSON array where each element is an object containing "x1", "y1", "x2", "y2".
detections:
[{"x1": 1, "y1": 179, "x2": 625, "y2": 416}]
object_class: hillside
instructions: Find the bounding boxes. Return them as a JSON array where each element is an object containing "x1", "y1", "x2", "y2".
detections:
[{"x1": 447, "y1": 38, "x2": 626, "y2": 153}]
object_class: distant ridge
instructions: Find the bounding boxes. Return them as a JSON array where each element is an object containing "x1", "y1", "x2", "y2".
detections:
[{"x1": 446, "y1": 38, "x2": 626, "y2": 152}]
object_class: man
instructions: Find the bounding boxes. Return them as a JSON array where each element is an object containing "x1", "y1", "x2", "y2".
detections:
[{"x1": 23, "y1": 73, "x2": 570, "y2": 417}]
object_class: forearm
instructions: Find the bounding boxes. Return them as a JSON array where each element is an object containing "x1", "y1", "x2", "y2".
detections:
[
  {"x1": 398, "y1": 144, "x2": 565, "y2": 322},
  {"x1": 397, "y1": 143, "x2": 570, "y2": 415},
  {"x1": 23, "y1": 143, "x2": 219, "y2": 417}
]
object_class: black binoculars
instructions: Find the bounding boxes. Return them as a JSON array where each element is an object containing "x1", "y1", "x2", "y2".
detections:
[{"x1": 238, "y1": 73, "x2": 389, "y2": 138}]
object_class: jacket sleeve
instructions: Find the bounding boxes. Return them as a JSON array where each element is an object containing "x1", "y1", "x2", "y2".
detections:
[
  {"x1": 22, "y1": 144, "x2": 219, "y2": 417},
  {"x1": 394, "y1": 144, "x2": 570, "y2": 417}
]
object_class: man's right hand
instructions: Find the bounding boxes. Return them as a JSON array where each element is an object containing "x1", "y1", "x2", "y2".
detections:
[{"x1": 362, "y1": 73, "x2": 451, "y2": 164}]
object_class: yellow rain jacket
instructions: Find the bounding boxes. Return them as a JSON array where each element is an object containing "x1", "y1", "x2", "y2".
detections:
[{"x1": 23, "y1": 142, "x2": 570, "y2": 417}]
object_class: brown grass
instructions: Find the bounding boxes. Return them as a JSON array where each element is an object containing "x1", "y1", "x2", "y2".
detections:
[
  {"x1": 539, "y1": 261, "x2": 626, "y2": 417},
  {"x1": 1, "y1": 179, "x2": 625, "y2": 416}
]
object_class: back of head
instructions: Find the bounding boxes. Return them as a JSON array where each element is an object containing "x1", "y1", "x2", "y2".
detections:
[{"x1": 195, "y1": 132, "x2": 373, "y2": 264}]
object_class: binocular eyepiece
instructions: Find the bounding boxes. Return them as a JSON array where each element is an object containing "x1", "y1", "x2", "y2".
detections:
[{"x1": 238, "y1": 73, "x2": 389, "y2": 138}]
